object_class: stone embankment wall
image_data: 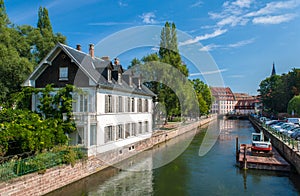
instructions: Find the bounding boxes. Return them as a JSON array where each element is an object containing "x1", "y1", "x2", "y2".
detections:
[
  {"x1": 0, "y1": 116, "x2": 216, "y2": 196},
  {"x1": 249, "y1": 116, "x2": 300, "y2": 174}
]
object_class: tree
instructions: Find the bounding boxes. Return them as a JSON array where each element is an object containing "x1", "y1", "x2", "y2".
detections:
[
  {"x1": 37, "y1": 7, "x2": 52, "y2": 32},
  {"x1": 190, "y1": 79, "x2": 212, "y2": 115},
  {"x1": 0, "y1": 1, "x2": 66, "y2": 104},
  {"x1": 129, "y1": 22, "x2": 210, "y2": 121},
  {"x1": 287, "y1": 95, "x2": 300, "y2": 116},
  {"x1": 35, "y1": 6, "x2": 66, "y2": 63},
  {"x1": 258, "y1": 68, "x2": 300, "y2": 115},
  {"x1": 159, "y1": 22, "x2": 188, "y2": 77},
  {"x1": 0, "y1": 0, "x2": 9, "y2": 27}
]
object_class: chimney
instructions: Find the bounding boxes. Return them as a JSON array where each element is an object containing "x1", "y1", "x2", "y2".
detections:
[
  {"x1": 114, "y1": 58, "x2": 120, "y2": 65},
  {"x1": 101, "y1": 56, "x2": 110, "y2": 61},
  {"x1": 76, "y1": 44, "x2": 81, "y2": 51},
  {"x1": 89, "y1": 44, "x2": 94, "y2": 58}
]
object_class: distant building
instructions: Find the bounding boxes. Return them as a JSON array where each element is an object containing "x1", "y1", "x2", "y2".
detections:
[
  {"x1": 210, "y1": 87, "x2": 236, "y2": 114},
  {"x1": 234, "y1": 93, "x2": 261, "y2": 114},
  {"x1": 23, "y1": 43, "x2": 155, "y2": 156},
  {"x1": 234, "y1": 99, "x2": 260, "y2": 115}
]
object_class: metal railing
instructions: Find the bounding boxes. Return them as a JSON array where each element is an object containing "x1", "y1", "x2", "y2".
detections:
[
  {"x1": 260, "y1": 122, "x2": 300, "y2": 152},
  {"x1": 0, "y1": 147, "x2": 86, "y2": 182}
]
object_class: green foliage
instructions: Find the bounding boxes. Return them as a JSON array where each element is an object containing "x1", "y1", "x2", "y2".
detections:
[
  {"x1": 287, "y1": 95, "x2": 300, "y2": 116},
  {"x1": 190, "y1": 79, "x2": 212, "y2": 115},
  {"x1": 159, "y1": 22, "x2": 188, "y2": 77},
  {"x1": 258, "y1": 69, "x2": 300, "y2": 114},
  {"x1": 129, "y1": 22, "x2": 211, "y2": 120},
  {"x1": 0, "y1": 85, "x2": 77, "y2": 156},
  {"x1": 0, "y1": 1, "x2": 66, "y2": 104}
]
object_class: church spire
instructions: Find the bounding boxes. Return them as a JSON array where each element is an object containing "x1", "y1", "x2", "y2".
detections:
[{"x1": 271, "y1": 62, "x2": 276, "y2": 76}]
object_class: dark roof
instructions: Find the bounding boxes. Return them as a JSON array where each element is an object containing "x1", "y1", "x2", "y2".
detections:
[{"x1": 49, "y1": 43, "x2": 155, "y2": 97}]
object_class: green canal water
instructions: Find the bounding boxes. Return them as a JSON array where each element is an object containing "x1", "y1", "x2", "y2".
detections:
[{"x1": 46, "y1": 120, "x2": 300, "y2": 195}]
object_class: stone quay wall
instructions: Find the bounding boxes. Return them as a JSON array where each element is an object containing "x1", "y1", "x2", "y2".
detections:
[
  {"x1": 249, "y1": 116, "x2": 300, "y2": 174},
  {"x1": 0, "y1": 116, "x2": 216, "y2": 196}
]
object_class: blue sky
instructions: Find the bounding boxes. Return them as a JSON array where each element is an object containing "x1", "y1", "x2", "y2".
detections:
[{"x1": 5, "y1": 0, "x2": 300, "y2": 95}]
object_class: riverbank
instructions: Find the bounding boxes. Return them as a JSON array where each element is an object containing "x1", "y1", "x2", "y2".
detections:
[
  {"x1": 0, "y1": 116, "x2": 216, "y2": 196},
  {"x1": 249, "y1": 116, "x2": 300, "y2": 174}
]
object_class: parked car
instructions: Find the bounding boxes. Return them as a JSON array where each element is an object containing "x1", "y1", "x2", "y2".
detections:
[
  {"x1": 270, "y1": 122, "x2": 286, "y2": 130},
  {"x1": 272, "y1": 123, "x2": 295, "y2": 133},
  {"x1": 286, "y1": 118, "x2": 300, "y2": 125},
  {"x1": 260, "y1": 117, "x2": 269, "y2": 123},
  {"x1": 281, "y1": 125, "x2": 299, "y2": 136},
  {"x1": 290, "y1": 128, "x2": 300, "y2": 140}
]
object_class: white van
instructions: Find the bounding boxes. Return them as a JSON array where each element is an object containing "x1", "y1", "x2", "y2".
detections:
[{"x1": 286, "y1": 118, "x2": 300, "y2": 125}]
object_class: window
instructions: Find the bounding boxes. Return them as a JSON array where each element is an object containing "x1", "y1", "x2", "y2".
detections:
[
  {"x1": 80, "y1": 94, "x2": 88, "y2": 112},
  {"x1": 90, "y1": 125, "x2": 97, "y2": 146},
  {"x1": 131, "y1": 123, "x2": 136, "y2": 136},
  {"x1": 69, "y1": 127, "x2": 84, "y2": 145},
  {"x1": 59, "y1": 67, "x2": 68, "y2": 80},
  {"x1": 104, "y1": 126, "x2": 114, "y2": 143},
  {"x1": 118, "y1": 96, "x2": 123, "y2": 112},
  {"x1": 144, "y1": 121, "x2": 149, "y2": 133},
  {"x1": 116, "y1": 124, "x2": 124, "y2": 140},
  {"x1": 126, "y1": 97, "x2": 131, "y2": 112},
  {"x1": 77, "y1": 127, "x2": 84, "y2": 145},
  {"x1": 131, "y1": 98, "x2": 135, "y2": 112},
  {"x1": 138, "y1": 99, "x2": 142, "y2": 112},
  {"x1": 125, "y1": 123, "x2": 130, "y2": 138},
  {"x1": 107, "y1": 69, "x2": 112, "y2": 82},
  {"x1": 118, "y1": 73, "x2": 122, "y2": 84},
  {"x1": 138, "y1": 122, "x2": 143, "y2": 134},
  {"x1": 105, "y1": 95, "x2": 113, "y2": 113},
  {"x1": 144, "y1": 99, "x2": 149, "y2": 113},
  {"x1": 129, "y1": 75, "x2": 132, "y2": 87}
]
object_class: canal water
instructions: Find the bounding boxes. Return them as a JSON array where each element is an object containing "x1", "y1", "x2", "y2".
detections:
[{"x1": 46, "y1": 120, "x2": 300, "y2": 195}]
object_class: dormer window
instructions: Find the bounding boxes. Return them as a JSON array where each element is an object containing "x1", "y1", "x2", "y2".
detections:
[
  {"x1": 129, "y1": 75, "x2": 133, "y2": 87},
  {"x1": 118, "y1": 73, "x2": 122, "y2": 84},
  {"x1": 108, "y1": 68, "x2": 112, "y2": 82},
  {"x1": 59, "y1": 67, "x2": 68, "y2": 80},
  {"x1": 138, "y1": 76, "x2": 141, "y2": 89}
]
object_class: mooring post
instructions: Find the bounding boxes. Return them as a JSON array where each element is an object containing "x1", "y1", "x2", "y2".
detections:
[
  {"x1": 236, "y1": 137, "x2": 239, "y2": 162},
  {"x1": 243, "y1": 145, "x2": 247, "y2": 170}
]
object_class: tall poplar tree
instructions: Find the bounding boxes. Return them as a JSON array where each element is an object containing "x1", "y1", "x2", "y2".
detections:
[{"x1": 35, "y1": 6, "x2": 66, "y2": 63}]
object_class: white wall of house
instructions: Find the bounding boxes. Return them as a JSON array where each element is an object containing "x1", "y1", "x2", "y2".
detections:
[{"x1": 70, "y1": 88, "x2": 153, "y2": 156}]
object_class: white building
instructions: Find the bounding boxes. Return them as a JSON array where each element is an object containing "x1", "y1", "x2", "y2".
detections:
[
  {"x1": 24, "y1": 43, "x2": 155, "y2": 156},
  {"x1": 210, "y1": 87, "x2": 236, "y2": 115}
]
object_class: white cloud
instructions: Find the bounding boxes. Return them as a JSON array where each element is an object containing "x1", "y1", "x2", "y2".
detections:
[
  {"x1": 118, "y1": 1, "x2": 128, "y2": 7},
  {"x1": 217, "y1": 16, "x2": 249, "y2": 27},
  {"x1": 208, "y1": 0, "x2": 300, "y2": 29},
  {"x1": 232, "y1": 0, "x2": 252, "y2": 8},
  {"x1": 191, "y1": 1, "x2": 203, "y2": 8},
  {"x1": 199, "y1": 38, "x2": 255, "y2": 51},
  {"x1": 246, "y1": 0, "x2": 300, "y2": 17},
  {"x1": 227, "y1": 38, "x2": 255, "y2": 48},
  {"x1": 179, "y1": 29, "x2": 227, "y2": 46},
  {"x1": 252, "y1": 14, "x2": 297, "y2": 24},
  {"x1": 199, "y1": 44, "x2": 220, "y2": 51},
  {"x1": 140, "y1": 12, "x2": 157, "y2": 24},
  {"x1": 189, "y1": 69, "x2": 228, "y2": 76}
]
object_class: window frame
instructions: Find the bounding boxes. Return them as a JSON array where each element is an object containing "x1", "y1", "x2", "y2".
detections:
[{"x1": 59, "y1": 67, "x2": 68, "y2": 81}]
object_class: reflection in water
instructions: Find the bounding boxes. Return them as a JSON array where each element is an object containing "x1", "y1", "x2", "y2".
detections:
[{"x1": 46, "y1": 119, "x2": 300, "y2": 196}]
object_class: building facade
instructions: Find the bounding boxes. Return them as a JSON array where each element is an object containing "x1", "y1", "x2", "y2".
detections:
[
  {"x1": 210, "y1": 87, "x2": 236, "y2": 115},
  {"x1": 24, "y1": 43, "x2": 155, "y2": 156}
]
